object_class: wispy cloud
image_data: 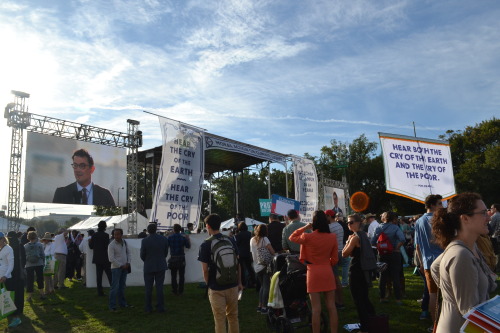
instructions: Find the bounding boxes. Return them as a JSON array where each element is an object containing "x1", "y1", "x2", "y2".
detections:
[{"x1": 1, "y1": 0, "x2": 499, "y2": 161}]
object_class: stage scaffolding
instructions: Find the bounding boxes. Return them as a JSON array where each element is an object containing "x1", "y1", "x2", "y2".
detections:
[{"x1": 4, "y1": 90, "x2": 142, "y2": 233}]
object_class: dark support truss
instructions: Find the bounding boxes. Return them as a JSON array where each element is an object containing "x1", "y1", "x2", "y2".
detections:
[
  {"x1": 4, "y1": 90, "x2": 142, "y2": 232},
  {"x1": 126, "y1": 119, "x2": 141, "y2": 235},
  {"x1": 21, "y1": 113, "x2": 130, "y2": 147},
  {"x1": 4, "y1": 91, "x2": 29, "y2": 232}
]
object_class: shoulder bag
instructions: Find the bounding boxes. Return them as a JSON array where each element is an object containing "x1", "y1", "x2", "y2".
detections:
[{"x1": 257, "y1": 238, "x2": 273, "y2": 266}]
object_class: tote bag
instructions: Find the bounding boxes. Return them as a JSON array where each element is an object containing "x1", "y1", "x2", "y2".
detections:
[{"x1": 0, "y1": 284, "x2": 17, "y2": 319}]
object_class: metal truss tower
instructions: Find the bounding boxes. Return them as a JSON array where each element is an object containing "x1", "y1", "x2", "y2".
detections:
[
  {"x1": 5, "y1": 91, "x2": 30, "y2": 231},
  {"x1": 126, "y1": 119, "x2": 141, "y2": 235},
  {"x1": 4, "y1": 90, "x2": 142, "y2": 232}
]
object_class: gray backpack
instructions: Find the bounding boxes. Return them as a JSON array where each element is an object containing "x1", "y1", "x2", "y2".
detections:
[{"x1": 208, "y1": 235, "x2": 238, "y2": 286}]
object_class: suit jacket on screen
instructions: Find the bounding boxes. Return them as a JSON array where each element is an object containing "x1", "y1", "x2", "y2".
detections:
[{"x1": 52, "y1": 182, "x2": 116, "y2": 206}]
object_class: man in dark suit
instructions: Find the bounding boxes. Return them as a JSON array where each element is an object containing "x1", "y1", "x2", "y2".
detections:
[
  {"x1": 332, "y1": 191, "x2": 344, "y2": 215},
  {"x1": 88, "y1": 220, "x2": 112, "y2": 296},
  {"x1": 52, "y1": 148, "x2": 116, "y2": 206},
  {"x1": 140, "y1": 223, "x2": 169, "y2": 313}
]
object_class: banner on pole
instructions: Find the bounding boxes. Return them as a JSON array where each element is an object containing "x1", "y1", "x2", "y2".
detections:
[
  {"x1": 271, "y1": 194, "x2": 300, "y2": 217},
  {"x1": 292, "y1": 157, "x2": 318, "y2": 223},
  {"x1": 150, "y1": 119, "x2": 205, "y2": 229},
  {"x1": 379, "y1": 132, "x2": 456, "y2": 203}
]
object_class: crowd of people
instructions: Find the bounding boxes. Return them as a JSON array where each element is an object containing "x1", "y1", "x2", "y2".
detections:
[
  {"x1": 201, "y1": 193, "x2": 498, "y2": 333},
  {"x1": 0, "y1": 194, "x2": 498, "y2": 332},
  {"x1": 0, "y1": 220, "x2": 192, "y2": 328}
]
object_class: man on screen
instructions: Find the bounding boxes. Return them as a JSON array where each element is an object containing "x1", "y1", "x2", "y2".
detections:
[
  {"x1": 332, "y1": 191, "x2": 343, "y2": 215},
  {"x1": 53, "y1": 149, "x2": 116, "y2": 206}
]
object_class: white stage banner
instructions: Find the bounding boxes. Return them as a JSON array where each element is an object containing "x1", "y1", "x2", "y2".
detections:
[
  {"x1": 150, "y1": 119, "x2": 205, "y2": 229},
  {"x1": 379, "y1": 132, "x2": 456, "y2": 202},
  {"x1": 293, "y1": 157, "x2": 318, "y2": 223}
]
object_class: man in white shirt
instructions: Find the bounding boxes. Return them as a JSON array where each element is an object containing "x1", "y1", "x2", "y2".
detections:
[
  {"x1": 107, "y1": 228, "x2": 131, "y2": 311},
  {"x1": 365, "y1": 214, "x2": 380, "y2": 240},
  {"x1": 53, "y1": 228, "x2": 69, "y2": 289}
]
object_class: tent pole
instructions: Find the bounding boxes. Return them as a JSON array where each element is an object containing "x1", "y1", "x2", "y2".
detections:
[
  {"x1": 209, "y1": 175, "x2": 213, "y2": 215},
  {"x1": 234, "y1": 172, "x2": 239, "y2": 216},
  {"x1": 285, "y1": 160, "x2": 289, "y2": 198},
  {"x1": 241, "y1": 170, "x2": 245, "y2": 217},
  {"x1": 268, "y1": 162, "x2": 271, "y2": 199}
]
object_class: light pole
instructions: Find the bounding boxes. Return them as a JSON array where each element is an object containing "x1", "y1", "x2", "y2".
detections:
[{"x1": 117, "y1": 187, "x2": 124, "y2": 215}]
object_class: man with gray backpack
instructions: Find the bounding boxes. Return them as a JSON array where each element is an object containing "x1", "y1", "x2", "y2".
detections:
[{"x1": 198, "y1": 214, "x2": 243, "y2": 333}]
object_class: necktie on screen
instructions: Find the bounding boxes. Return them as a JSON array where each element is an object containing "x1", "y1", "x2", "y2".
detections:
[{"x1": 82, "y1": 188, "x2": 88, "y2": 204}]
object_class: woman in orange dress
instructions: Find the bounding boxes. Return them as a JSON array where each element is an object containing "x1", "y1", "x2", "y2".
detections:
[{"x1": 289, "y1": 210, "x2": 339, "y2": 333}]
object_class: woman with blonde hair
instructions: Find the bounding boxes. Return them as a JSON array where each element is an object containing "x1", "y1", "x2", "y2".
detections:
[
  {"x1": 24, "y1": 231, "x2": 45, "y2": 301},
  {"x1": 342, "y1": 214, "x2": 376, "y2": 333},
  {"x1": 250, "y1": 224, "x2": 275, "y2": 313},
  {"x1": 431, "y1": 192, "x2": 497, "y2": 332}
]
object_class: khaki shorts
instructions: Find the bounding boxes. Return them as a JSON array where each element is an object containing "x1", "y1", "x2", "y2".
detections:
[{"x1": 424, "y1": 269, "x2": 438, "y2": 294}]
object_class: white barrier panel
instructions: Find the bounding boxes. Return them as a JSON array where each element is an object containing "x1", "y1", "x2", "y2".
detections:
[{"x1": 84, "y1": 234, "x2": 207, "y2": 288}]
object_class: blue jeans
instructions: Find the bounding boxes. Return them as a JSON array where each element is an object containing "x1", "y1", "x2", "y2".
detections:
[
  {"x1": 341, "y1": 256, "x2": 351, "y2": 286},
  {"x1": 256, "y1": 269, "x2": 270, "y2": 306},
  {"x1": 333, "y1": 255, "x2": 351, "y2": 287},
  {"x1": 109, "y1": 268, "x2": 128, "y2": 310}
]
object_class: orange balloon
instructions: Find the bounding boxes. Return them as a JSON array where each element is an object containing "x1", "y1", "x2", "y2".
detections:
[{"x1": 350, "y1": 191, "x2": 370, "y2": 212}]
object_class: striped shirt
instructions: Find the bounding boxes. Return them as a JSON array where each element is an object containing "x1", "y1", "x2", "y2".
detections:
[{"x1": 329, "y1": 222, "x2": 344, "y2": 251}]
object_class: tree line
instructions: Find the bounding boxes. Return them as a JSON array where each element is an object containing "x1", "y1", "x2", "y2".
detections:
[
  {"x1": 205, "y1": 118, "x2": 499, "y2": 221},
  {"x1": 93, "y1": 118, "x2": 499, "y2": 223}
]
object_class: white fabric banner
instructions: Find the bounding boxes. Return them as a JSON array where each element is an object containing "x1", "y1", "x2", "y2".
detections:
[
  {"x1": 379, "y1": 132, "x2": 456, "y2": 202},
  {"x1": 293, "y1": 157, "x2": 318, "y2": 223},
  {"x1": 150, "y1": 118, "x2": 205, "y2": 229}
]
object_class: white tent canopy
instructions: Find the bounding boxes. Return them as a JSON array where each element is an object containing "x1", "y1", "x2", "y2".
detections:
[
  {"x1": 0, "y1": 218, "x2": 29, "y2": 233},
  {"x1": 220, "y1": 217, "x2": 265, "y2": 230},
  {"x1": 68, "y1": 214, "x2": 149, "y2": 234}
]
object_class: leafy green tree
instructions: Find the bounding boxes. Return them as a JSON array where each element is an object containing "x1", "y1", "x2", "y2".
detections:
[
  {"x1": 208, "y1": 170, "x2": 268, "y2": 221},
  {"x1": 200, "y1": 166, "x2": 292, "y2": 222},
  {"x1": 94, "y1": 205, "x2": 122, "y2": 216},
  {"x1": 258, "y1": 167, "x2": 295, "y2": 200},
  {"x1": 308, "y1": 134, "x2": 423, "y2": 216},
  {"x1": 439, "y1": 118, "x2": 500, "y2": 204}
]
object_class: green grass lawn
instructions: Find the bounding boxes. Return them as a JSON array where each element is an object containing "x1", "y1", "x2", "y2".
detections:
[{"x1": 2, "y1": 268, "x2": 496, "y2": 332}]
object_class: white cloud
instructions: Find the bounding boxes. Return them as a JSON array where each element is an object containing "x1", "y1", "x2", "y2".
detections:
[{"x1": 0, "y1": 0, "x2": 499, "y2": 209}]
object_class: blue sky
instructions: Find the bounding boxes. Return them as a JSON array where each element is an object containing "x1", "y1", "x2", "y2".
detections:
[{"x1": 1, "y1": 0, "x2": 499, "y2": 216}]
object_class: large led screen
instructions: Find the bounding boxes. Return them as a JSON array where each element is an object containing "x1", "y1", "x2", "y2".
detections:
[
  {"x1": 24, "y1": 132, "x2": 127, "y2": 207},
  {"x1": 324, "y1": 186, "x2": 347, "y2": 217}
]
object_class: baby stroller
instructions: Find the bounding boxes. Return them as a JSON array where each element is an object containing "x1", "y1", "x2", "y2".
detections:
[{"x1": 266, "y1": 253, "x2": 328, "y2": 332}]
